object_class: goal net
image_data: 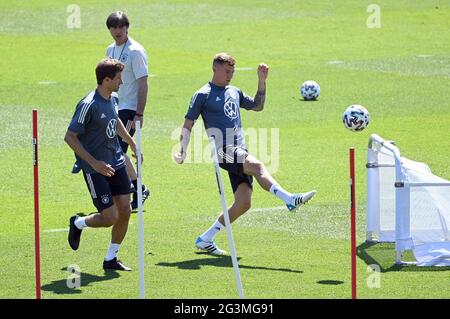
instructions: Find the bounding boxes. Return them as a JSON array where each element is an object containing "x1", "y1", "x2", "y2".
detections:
[{"x1": 366, "y1": 134, "x2": 450, "y2": 266}]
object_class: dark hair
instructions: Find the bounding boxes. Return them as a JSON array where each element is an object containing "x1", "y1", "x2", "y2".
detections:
[
  {"x1": 106, "y1": 11, "x2": 130, "y2": 29},
  {"x1": 96, "y1": 58, "x2": 124, "y2": 85},
  {"x1": 213, "y1": 52, "x2": 236, "y2": 67}
]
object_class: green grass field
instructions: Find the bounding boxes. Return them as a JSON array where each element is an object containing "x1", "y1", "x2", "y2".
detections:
[{"x1": 1, "y1": 0, "x2": 449, "y2": 299}]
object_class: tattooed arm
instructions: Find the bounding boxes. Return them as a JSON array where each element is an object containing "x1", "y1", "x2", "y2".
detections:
[{"x1": 253, "y1": 63, "x2": 269, "y2": 112}]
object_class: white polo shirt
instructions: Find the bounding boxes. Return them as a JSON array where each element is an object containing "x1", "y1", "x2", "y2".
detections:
[{"x1": 106, "y1": 37, "x2": 148, "y2": 111}]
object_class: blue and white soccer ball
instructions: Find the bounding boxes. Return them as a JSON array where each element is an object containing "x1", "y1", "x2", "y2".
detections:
[
  {"x1": 343, "y1": 104, "x2": 370, "y2": 132},
  {"x1": 300, "y1": 80, "x2": 320, "y2": 100}
]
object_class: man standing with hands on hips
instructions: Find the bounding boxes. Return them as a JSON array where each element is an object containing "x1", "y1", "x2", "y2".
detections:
[{"x1": 106, "y1": 11, "x2": 150, "y2": 210}]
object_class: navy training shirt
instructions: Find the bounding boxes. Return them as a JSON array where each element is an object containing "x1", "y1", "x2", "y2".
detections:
[
  {"x1": 185, "y1": 82, "x2": 256, "y2": 149},
  {"x1": 68, "y1": 90, "x2": 125, "y2": 174}
]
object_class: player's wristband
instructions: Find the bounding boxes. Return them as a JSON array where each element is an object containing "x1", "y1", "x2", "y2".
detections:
[{"x1": 135, "y1": 113, "x2": 143, "y2": 117}]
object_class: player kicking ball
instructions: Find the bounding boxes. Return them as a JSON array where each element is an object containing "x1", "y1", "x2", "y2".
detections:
[{"x1": 174, "y1": 52, "x2": 316, "y2": 255}]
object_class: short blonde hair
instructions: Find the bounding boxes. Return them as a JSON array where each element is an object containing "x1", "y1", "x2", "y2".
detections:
[{"x1": 213, "y1": 52, "x2": 235, "y2": 66}]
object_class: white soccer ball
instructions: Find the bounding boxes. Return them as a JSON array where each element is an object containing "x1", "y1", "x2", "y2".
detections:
[
  {"x1": 343, "y1": 104, "x2": 370, "y2": 132},
  {"x1": 300, "y1": 80, "x2": 320, "y2": 100}
]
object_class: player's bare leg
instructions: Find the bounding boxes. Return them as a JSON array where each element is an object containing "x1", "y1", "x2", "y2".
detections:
[
  {"x1": 104, "y1": 194, "x2": 132, "y2": 270},
  {"x1": 125, "y1": 153, "x2": 150, "y2": 210},
  {"x1": 111, "y1": 194, "x2": 132, "y2": 244},
  {"x1": 218, "y1": 183, "x2": 252, "y2": 224},
  {"x1": 243, "y1": 154, "x2": 316, "y2": 211},
  {"x1": 196, "y1": 183, "x2": 252, "y2": 255},
  {"x1": 124, "y1": 154, "x2": 137, "y2": 181},
  {"x1": 68, "y1": 205, "x2": 119, "y2": 250}
]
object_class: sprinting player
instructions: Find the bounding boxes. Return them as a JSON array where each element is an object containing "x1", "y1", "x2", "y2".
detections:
[
  {"x1": 106, "y1": 11, "x2": 150, "y2": 210},
  {"x1": 64, "y1": 58, "x2": 141, "y2": 271},
  {"x1": 174, "y1": 52, "x2": 316, "y2": 255}
]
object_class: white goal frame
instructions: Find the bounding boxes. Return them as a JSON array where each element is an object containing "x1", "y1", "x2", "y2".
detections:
[{"x1": 366, "y1": 134, "x2": 450, "y2": 265}]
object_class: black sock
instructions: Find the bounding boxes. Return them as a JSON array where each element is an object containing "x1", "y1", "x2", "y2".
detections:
[{"x1": 132, "y1": 180, "x2": 138, "y2": 201}]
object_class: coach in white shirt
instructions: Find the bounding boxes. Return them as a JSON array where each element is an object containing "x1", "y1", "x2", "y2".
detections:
[{"x1": 106, "y1": 11, "x2": 150, "y2": 210}]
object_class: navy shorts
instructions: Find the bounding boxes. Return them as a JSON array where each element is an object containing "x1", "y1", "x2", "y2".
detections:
[
  {"x1": 82, "y1": 166, "x2": 134, "y2": 212},
  {"x1": 118, "y1": 109, "x2": 136, "y2": 153},
  {"x1": 218, "y1": 146, "x2": 253, "y2": 193}
]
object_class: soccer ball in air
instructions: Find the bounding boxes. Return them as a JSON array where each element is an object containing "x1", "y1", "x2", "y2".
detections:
[
  {"x1": 342, "y1": 104, "x2": 370, "y2": 132},
  {"x1": 300, "y1": 80, "x2": 320, "y2": 100}
]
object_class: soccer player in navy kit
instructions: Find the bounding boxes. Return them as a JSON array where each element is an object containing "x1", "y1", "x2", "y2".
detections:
[
  {"x1": 174, "y1": 53, "x2": 316, "y2": 255},
  {"x1": 64, "y1": 58, "x2": 140, "y2": 271}
]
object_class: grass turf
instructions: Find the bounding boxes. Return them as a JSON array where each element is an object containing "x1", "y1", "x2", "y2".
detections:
[{"x1": 0, "y1": 0, "x2": 449, "y2": 298}]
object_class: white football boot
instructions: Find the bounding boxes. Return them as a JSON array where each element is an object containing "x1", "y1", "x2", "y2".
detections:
[
  {"x1": 286, "y1": 190, "x2": 317, "y2": 212},
  {"x1": 195, "y1": 237, "x2": 227, "y2": 255}
]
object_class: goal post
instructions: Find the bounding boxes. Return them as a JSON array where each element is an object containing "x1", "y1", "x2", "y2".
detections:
[{"x1": 366, "y1": 134, "x2": 450, "y2": 266}]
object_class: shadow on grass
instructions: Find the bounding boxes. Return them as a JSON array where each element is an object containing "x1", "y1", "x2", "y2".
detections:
[
  {"x1": 299, "y1": 98, "x2": 319, "y2": 102},
  {"x1": 156, "y1": 254, "x2": 302, "y2": 274},
  {"x1": 131, "y1": 209, "x2": 147, "y2": 214},
  {"x1": 317, "y1": 280, "x2": 344, "y2": 285},
  {"x1": 74, "y1": 212, "x2": 95, "y2": 217},
  {"x1": 77, "y1": 210, "x2": 147, "y2": 216},
  {"x1": 41, "y1": 268, "x2": 120, "y2": 295},
  {"x1": 357, "y1": 242, "x2": 450, "y2": 272}
]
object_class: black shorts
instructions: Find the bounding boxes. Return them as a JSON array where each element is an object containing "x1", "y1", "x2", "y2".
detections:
[
  {"x1": 218, "y1": 146, "x2": 253, "y2": 193},
  {"x1": 118, "y1": 109, "x2": 136, "y2": 153},
  {"x1": 82, "y1": 166, "x2": 134, "y2": 212}
]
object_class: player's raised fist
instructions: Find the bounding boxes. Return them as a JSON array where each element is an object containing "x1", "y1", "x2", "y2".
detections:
[{"x1": 257, "y1": 63, "x2": 269, "y2": 81}]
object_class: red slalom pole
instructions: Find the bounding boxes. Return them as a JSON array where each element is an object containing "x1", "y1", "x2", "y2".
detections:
[
  {"x1": 349, "y1": 147, "x2": 357, "y2": 299},
  {"x1": 33, "y1": 109, "x2": 41, "y2": 299}
]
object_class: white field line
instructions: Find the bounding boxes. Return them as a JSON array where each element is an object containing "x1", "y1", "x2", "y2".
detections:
[
  {"x1": 43, "y1": 228, "x2": 68, "y2": 233},
  {"x1": 44, "y1": 222, "x2": 134, "y2": 233},
  {"x1": 249, "y1": 206, "x2": 286, "y2": 213},
  {"x1": 42, "y1": 206, "x2": 286, "y2": 233},
  {"x1": 42, "y1": 207, "x2": 285, "y2": 235},
  {"x1": 326, "y1": 60, "x2": 344, "y2": 65},
  {"x1": 42, "y1": 209, "x2": 283, "y2": 233}
]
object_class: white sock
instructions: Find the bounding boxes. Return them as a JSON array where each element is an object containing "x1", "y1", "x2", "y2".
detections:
[
  {"x1": 105, "y1": 242, "x2": 121, "y2": 261},
  {"x1": 200, "y1": 219, "x2": 225, "y2": 242},
  {"x1": 269, "y1": 184, "x2": 293, "y2": 205},
  {"x1": 74, "y1": 216, "x2": 87, "y2": 230}
]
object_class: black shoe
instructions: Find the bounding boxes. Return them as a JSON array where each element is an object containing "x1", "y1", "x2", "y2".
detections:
[
  {"x1": 68, "y1": 215, "x2": 82, "y2": 250},
  {"x1": 142, "y1": 185, "x2": 150, "y2": 203},
  {"x1": 103, "y1": 257, "x2": 132, "y2": 271},
  {"x1": 131, "y1": 185, "x2": 150, "y2": 210}
]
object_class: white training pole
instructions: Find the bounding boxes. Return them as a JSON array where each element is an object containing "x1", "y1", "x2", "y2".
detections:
[
  {"x1": 136, "y1": 121, "x2": 145, "y2": 299},
  {"x1": 350, "y1": 147, "x2": 357, "y2": 299},
  {"x1": 32, "y1": 109, "x2": 41, "y2": 299},
  {"x1": 209, "y1": 137, "x2": 245, "y2": 299}
]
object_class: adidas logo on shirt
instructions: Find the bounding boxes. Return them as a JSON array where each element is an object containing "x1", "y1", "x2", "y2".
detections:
[
  {"x1": 101, "y1": 113, "x2": 106, "y2": 119},
  {"x1": 216, "y1": 96, "x2": 221, "y2": 101}
]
